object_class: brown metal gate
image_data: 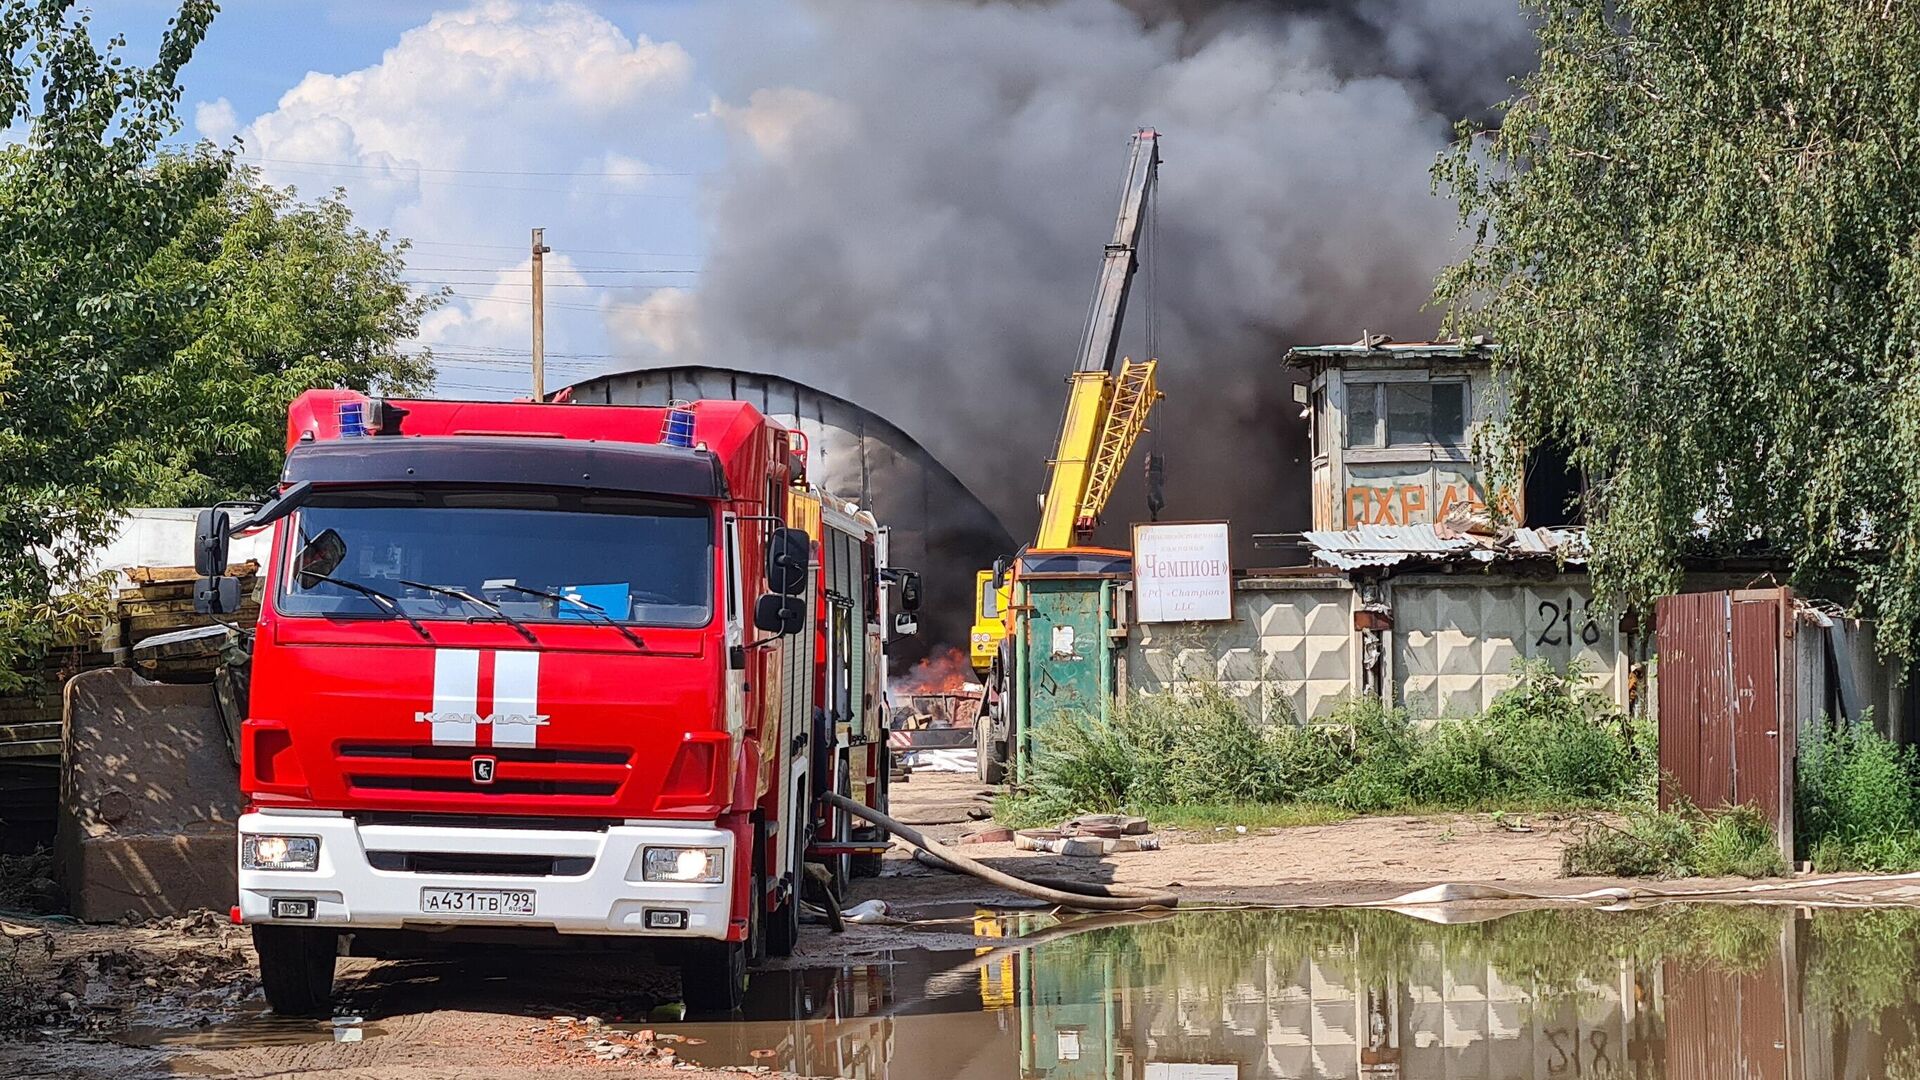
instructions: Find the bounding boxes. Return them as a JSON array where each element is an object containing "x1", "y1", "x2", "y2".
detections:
[{"x1": 1655, "y1": 588, "x2": 1797, "y2": 858}]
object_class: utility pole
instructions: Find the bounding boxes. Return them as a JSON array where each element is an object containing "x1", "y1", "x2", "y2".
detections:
[{"x1": 530, "y1": 227, "x2": 551, "y2": 400}]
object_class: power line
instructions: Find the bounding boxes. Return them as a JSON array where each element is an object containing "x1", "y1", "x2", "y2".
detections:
[
  {"x1": 407, "y1": 239, "x2": 703, "y2": 259},
  {"x1": 443, "y1": 291, "x2": 680, "y2": 317},
  {"x1": 254, "y1": 162, "x2": 695, "y2": 200},
  {"x1": 402, "y1": 281, "x2": 688, "y2": 290},
  {"x1": 403, "y1": 266, "x2": 701, "y2": 274},
  {"x1": 239, "y1": 155, "x2": 714, "y2": 179}
]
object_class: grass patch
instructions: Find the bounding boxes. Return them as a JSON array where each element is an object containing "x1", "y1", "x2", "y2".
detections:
[
  {"x1": 1561, "y1": 803, "x2": 1787, "y2": 879},
  {"x1": 1797, "y1": 717, "x2": 1920, "y2": 871},
  {"x1": 1008, "y1": 659, "x2": 1651, "y2": 828}
]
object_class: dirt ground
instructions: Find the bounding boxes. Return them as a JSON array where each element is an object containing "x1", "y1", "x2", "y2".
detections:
[{"x1": 5, "y1": 768, "x2": 1917, "y2": 1079}]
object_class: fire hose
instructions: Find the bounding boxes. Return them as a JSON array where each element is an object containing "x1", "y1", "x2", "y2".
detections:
[{"x1": 821, "y1": 792, "x2": 1180, "y2": 911}]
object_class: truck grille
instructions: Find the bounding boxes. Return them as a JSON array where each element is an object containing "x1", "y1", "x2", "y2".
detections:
[
  {"x1": 337, "y1": 742, "x2": 629, "y2": 801},
  {"x1": 338, "y1": 743, "x2": 627, "y2": 765},
  {"x1": 349, "y1": 775, "x2": 619, "y2": 797},
  {"x1": 353, "y1": 811, "x2": 617, "y2": 831},
  {"x1": 366, "y1": 851, "x2": 594, "y2": 877}
]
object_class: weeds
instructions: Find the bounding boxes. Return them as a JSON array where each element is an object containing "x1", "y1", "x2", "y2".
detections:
[
  {"x1": 1561, "y1": 803, "x2": 1787, "y2": 879},
  {"x1": 1014, "y1": 659, "x2": 1650, "y2": 823},
  {"x1": 1797, "y1": 717, "x2": 1920, "y2": 872}
]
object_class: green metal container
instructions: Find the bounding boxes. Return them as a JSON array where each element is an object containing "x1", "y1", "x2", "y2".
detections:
[{"x1": 1012, "y1": 572, "x2": 1125, "y2": 779}]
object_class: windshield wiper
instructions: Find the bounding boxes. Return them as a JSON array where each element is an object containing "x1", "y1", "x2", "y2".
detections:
[
  {"x1": 399, "y1": 579, "x2": 538, "y2": 644},
  {"x1": 491, "y1": 583, "x2": 646, "y2": 649},
  {"x1": 303, "y1": 573, "x2": 432, "y2": 640}
]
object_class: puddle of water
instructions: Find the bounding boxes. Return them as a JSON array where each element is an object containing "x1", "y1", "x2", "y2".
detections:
[
  {"x1": 653, "y1": 906, "x2": 1920, "y2": 1079},
  {"x1": 116, "y1": 1010, "x2": 385, "y2": 1051}
]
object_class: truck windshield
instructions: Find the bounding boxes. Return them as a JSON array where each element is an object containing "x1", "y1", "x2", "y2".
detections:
[{"x1": 278, "y1": 490, "x2": 714, "y2": 628}]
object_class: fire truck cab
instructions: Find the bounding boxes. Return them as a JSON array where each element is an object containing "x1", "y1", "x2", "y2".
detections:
[{"x1": 192, "y1": 390, "x2": 911, "y2": 1014}]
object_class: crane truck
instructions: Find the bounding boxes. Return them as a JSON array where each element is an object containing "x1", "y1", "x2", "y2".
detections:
[
  {"x1": 969, "y1": 128, "x2": 1165, "y2": 783},
  {"x1": 190, "y1": 389, "x2": 915, "y2": 1015}
]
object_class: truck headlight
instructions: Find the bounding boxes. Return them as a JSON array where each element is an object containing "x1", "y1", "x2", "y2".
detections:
[
  {"x1": 242, "y1": 835, "x2": 321, "y2": 871},
  {"x1": 641, "y1": 846, "x2": 725, "y2": 883}
]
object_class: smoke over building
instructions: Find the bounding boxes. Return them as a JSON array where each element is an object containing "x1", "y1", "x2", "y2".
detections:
[{"x1": 609, "y1": 0, "x2": 1534, "y2": 561}]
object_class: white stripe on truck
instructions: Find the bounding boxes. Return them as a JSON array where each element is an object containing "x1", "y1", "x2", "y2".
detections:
[
  {"x1": 490, "y1": 651, "x2": 541, "y2": 748},
  {"x1": 430, "y1": 649, "x2": 481, "y2": 747}
]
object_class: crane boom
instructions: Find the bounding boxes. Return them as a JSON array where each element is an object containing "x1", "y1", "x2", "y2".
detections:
[
  {"x1": 1073, "y1": 127, "x2": 1159, "y2": 376},
  {"x1": 1033, "y1": 128, "x2": 1163, "y2": 549}
]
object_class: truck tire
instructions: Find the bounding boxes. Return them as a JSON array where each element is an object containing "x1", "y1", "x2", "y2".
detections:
[
  {"x1": 828, "y1": 768, "x2": 854, "y2": 896},
  {"x1": 253, "y1": 925, "x2": 338, "y2": 1016},
  {"x1": 766, "y1": 807, "x2": 803, "y2": 958},
  {"x1": 850, "y1": 748, "x2": 888, "y2": 879},
  {"x1": 975, "y1": 713, "x2": 1008, "y2": 785},
  {"x1": 683, "y1": 850, "x2": 761, "y2": 1012},
  {"x1": 681, "y1": 940, "x2": 747, "y2": 1013}
]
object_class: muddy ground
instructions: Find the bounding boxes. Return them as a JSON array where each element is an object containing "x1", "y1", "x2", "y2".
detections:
[{"x1": 4, "y1": 770, "x2": 1916, "y2": 1079}]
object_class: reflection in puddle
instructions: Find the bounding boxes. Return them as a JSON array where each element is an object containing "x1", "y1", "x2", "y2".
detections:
[
  {"x1": 117, "y1": 1011, "x2": 384, "y2": 1051},
  {"x1": 663, "y1": 906, "x2": 1920, "y2": 1079}
]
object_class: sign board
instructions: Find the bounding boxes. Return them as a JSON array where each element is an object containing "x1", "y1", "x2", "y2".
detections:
[{"x1": 1132, "y1": 522, "x2": 1232, "y2": 623}]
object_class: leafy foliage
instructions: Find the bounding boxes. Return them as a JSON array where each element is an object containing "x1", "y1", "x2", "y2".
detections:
[
  {"x1": 1436, "y1": 1, "x2": 1920, "y2": 659},
  {"x1": 1797, "y1": 717, "x2": 1920, "y2": 871},
  {"x1": 1011, "y1": 660, "x2": 1649, "y2": 821},
  {"x1": 0, "y1": 4, "x2": 436, "y2": 684},
  {"x1": 1560, "y1": 802, "x2": 1787, "y2": 879}
]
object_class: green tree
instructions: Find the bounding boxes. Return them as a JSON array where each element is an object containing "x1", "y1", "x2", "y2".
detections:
[
  {"x1": 0, "y1": 3, "x2": 435, "y2": 683},
  {"x1": 1436, "y1": 1, "x2": 1920, "y2": 658},
  {"x1": 114, "y1": 166, "x2": 435, "y2": 506}
]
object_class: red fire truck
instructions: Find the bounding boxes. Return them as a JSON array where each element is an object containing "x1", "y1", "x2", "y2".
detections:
[{"x1": 191, "y1": 389, "x2": 916, "y2": 1014}]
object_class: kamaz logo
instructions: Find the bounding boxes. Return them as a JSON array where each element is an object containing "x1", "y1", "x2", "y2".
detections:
[{"x1": 414, "y1": 711, "x2": 549, "y2": 727}]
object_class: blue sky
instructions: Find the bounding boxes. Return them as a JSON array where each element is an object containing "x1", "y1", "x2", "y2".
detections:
[{"x1": 87, "y1": 0, "x2": 773, "y2": 398}]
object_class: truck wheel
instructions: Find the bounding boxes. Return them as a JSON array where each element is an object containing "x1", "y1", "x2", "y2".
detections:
[
  {"x1": 829, "y1": 769, "x2": 854, "y2": 896},
  {"x1": 851, "y1": 749, "x2": 888, "y2": 879},
  {"x1": 976, "y1": 713, "x2": 1008, "y2": 785},
  {"x1": 681, "y1": 939, "x2": 748, "y2": 1013},
  {"x1": 253, "y1": 925, "x2": 337, "y2": 1016},
  {"x1": 766, "y1": 810, "x2": 803, "y2": 958}
]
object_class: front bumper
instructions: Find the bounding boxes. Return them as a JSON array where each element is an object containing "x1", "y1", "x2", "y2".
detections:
[{"x1": 237, "y1": 812, "x2": 735, "y2": 939}]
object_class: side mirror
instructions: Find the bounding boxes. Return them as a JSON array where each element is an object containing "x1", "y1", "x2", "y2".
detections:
[
  {"x1": 898, "y1": 569, "x2": 922, "y2": 612},
  {"x1": 194, "y1": 575, "x2": 241, "y2": 616},
  {"x1": 991, "y1": 556, "x2": 1009, "y2": 592},
  {"x1": 195, "y1": 508, "x2": 232, "y2": 576},
  {"x1": 755, "y1": 593, "x2": 806, "y2": 635},
  {"x1": 295, "y1": 528, "x2": 348, "y2": 588},
  {"x1": 892, "y1": 611, "x2": 919, "y2": 639},
  {"x1": 765, "y1": 526, "x2": 810, "y2": 596}
]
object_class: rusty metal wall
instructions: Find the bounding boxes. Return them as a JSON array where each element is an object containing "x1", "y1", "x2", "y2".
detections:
[{"x1": 1656, "y1": 588, "x2": 1795, "y2": 853}]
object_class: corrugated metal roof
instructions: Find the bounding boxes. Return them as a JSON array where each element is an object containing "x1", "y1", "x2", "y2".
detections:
[
  {"x1": 1301, "y1": 524, "x2": 1476, "y2": 569},
  {"x1": 1283, "y1": 336, "x2": 1494, "y2": 367},
  {"x1": 1302, "y1": 524, "x2": 1589, "y2": 571}
]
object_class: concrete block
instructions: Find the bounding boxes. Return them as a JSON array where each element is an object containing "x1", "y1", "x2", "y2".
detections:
[{"x1": 57, "y1": 667, "x2": 240, "y2": 922}]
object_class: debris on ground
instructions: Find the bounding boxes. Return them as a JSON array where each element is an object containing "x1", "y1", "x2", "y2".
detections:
[
  {"x1": 0, "y1": 910, "x2": 257, "y2": 1037},
  {"x1": 1011, "y1": 814, "x2": 1162, "y2": 857},
  {"x1": 532, "y1": 1015, "x2": 708, "y2": 1065},
  {"x1": 0, "y1": 848, "x2": 60, "y2": 914}
]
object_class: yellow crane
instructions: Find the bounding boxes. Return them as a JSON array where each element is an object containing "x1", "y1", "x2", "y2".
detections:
[{"x1": 969, "y1": 129, "x2": 1165, "y2": 779}]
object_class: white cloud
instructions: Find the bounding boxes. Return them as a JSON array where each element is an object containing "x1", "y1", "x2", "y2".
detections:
[
  {"x1": 604, "y1": 286, "x2": 698, "y2": 358},
  {"x1": 222, "y1": 1, "x2": 710, "y2": 397},
  {"x1": 245, "y1": 2, "x2": 691, "y2": 184},
  {"x1": 194, "y1": 97, "x2": 239, "y2": 143},
  {"x1": 709, "y1": 87, "x2": 853, "y2": 166}
]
